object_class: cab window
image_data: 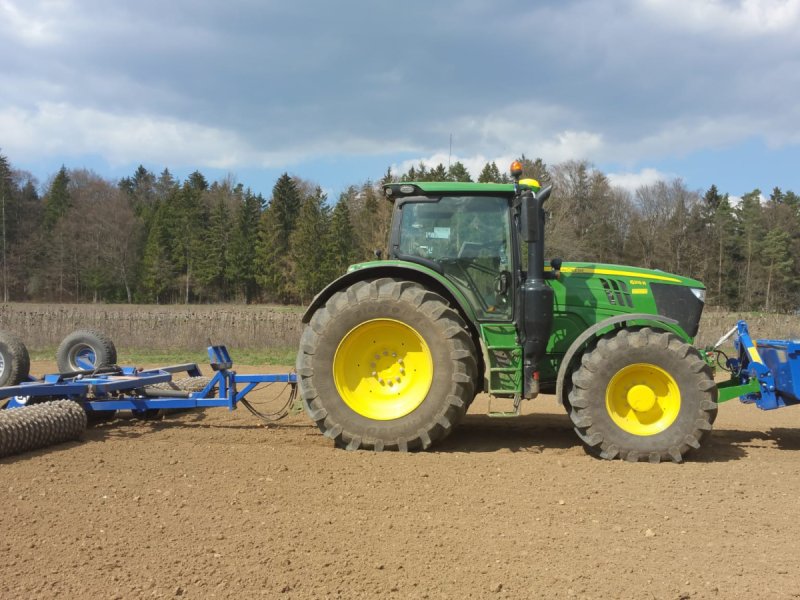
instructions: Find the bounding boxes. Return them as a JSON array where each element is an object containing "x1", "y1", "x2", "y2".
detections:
[{"x1": 398, "y1": 196, "x2": 512, "y2": 319}]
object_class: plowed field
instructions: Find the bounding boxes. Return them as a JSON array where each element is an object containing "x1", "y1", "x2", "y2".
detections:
[{"x1": 2, "y1": 362, "x2": 800, "y2": 599}]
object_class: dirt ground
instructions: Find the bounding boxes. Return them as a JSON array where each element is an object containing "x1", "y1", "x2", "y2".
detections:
[{"x1": 3, "y1": 361, "x2": 800, "y2": 600}]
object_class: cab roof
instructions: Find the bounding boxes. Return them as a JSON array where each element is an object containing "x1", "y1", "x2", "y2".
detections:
[{"x1": 383, "y1": 181, "x2": 538, "y2": 201}]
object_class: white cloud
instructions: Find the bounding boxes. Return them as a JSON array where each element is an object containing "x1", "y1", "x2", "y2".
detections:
[
  {"x1": 0, "y1": 102, "x2": 261, "y2": 169},
  {"x1": 607, "y1": 168, "x2": 675, "y2": 193},
  {"x1": 639, "y1": 0, "x2": 800, "y2": 35},
  {"x1": 0, "y1": 0, "x2": 69, "y2": 45},
  {"x1": 0, "y1": 102, "x2": 422, "y2": 172}
]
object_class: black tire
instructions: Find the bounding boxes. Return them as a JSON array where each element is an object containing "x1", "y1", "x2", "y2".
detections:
[
  {"x1": 56, "y1": 330, "x2": 117, "y2": 373},
  {"x1": 568, "y1": 327, "x2": 717, "y2": 463},
  {"x1": 0, "y1": 330, "x2": 30, "y2": 388},
  {"x1": 0, "y1": 400, "x2": 86, "y2": 458},
  {"x1": 297, "y1": 278, "x2": 478, "y2": 451}
]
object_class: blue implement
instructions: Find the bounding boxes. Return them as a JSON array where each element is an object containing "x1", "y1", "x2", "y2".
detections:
[
  {"x1": 725, "y1": 320, "x2": 800, "y2": 410},
  {"x1": 0, "y1": 344, "x2": 297, "y2": 417}
]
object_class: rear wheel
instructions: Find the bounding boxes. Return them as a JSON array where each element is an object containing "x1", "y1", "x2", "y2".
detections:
[
  {"x1": 297, "y1": 278, "x2": 478, "y2": 451},
  {"x1": 0, "y1": 330, "x2": 30, "y2": 388},
  {"x1": 568, "y1": 327, "x2": 717, "y2": 463},
  {"x1": 56, "y1": 330, "x2": 117, "y2": 372}
]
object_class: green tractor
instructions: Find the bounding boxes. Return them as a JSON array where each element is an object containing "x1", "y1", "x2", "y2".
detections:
[{"x1": 297, "y1": 163, "x2": 716, "y2": 462}]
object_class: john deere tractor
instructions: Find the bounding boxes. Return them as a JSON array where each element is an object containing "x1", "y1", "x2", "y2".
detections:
[{"x1": 297, "y1": 163, "x2": 716, "y2": 462}]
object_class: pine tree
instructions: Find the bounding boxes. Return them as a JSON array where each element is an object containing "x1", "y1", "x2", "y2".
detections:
[
  {"x1": 195, "y1": 198, "x2": 229, "y2": 300},
  {"x1": 326, "y1": 195, "x2": 357, "y2": 277},
  {"x1": 255, "y1": 174, "x2": 302, "y2": 302},
  {"x1": 477, "y1": 161, "x2": 503, "y2": 183},
  {"x1": 289, "y1": 187, "x2": 331, "y2": 303},
  {"x1": 448, "y1": 161, "x2": 472, "y2": 182},
  {"x1": 119, "y1": 165, "x2": 157, "y2": 219},
  {"x1": 139, "y1": 210, "x2": 176, "y2": 303},
  {"x1": 401, "y1": 163, "x2": 429, "y2": 181},
  {"x1": 227, "y1": 189, "x2": 262, "y2": 302},
  {"x1": 44, "y1": 166, "x2": 71, "y2": 230},
  {"x1": 429, "y1": 163, "x2": 448, "y2": 181},
  {"x1": 169, "y1": 177, "x2": 210, "y2": 302},
  {"x1": 269, "y1": 173, "x2": 301, "y2": 247}
]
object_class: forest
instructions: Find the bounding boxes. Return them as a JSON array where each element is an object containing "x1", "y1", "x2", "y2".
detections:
[{"x1": 0, "y1": 152, "x2": 797, "y2": 311}]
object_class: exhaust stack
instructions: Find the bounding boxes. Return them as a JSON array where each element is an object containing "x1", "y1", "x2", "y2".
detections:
[{"x1": 512, "y1": 162, "x2": 553, "y2": 398}]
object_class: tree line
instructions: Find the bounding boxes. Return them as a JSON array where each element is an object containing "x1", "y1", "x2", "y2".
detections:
[{"x1": 0, "y1": 152, "x2": 797, "y2": 311}]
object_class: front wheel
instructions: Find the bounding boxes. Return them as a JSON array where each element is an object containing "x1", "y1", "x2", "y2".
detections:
[
  {"x1": 568, "y1": 327, "x2": 717, "y2": 463},
  {"x1": 296, "y1": 278, "x2": 478, "y2": 451}
]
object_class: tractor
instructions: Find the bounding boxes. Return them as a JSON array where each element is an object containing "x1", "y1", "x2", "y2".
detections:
[{"x1": 297, "y1": 162, "x2": 717, "y2": 462}]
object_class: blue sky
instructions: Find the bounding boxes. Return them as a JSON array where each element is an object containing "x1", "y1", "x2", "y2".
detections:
[{"x1": 2, "y1": 0, "x2": 800, "y2": 201}]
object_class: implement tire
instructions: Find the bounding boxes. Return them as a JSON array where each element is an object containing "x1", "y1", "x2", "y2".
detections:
[
  {"x1": 297, "y1": 278, "x2": 477, "y2": 451},
  {"x1": 0, "y1": 400, "x2": 86, "y2": 458},
  {"x1": 568, "y1": 327, "x2": 717, "y2": 463},
  {"x1": 0, "y1": 330, "x2": 30, "y2": 388},
  {"x1": 56, "y1": 330, "x2": 117, "y2": 372}
]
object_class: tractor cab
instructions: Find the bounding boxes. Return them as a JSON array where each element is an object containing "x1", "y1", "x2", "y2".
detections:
[{"x1": 384, "y1": 184, "x2": 518, "y2": 320}]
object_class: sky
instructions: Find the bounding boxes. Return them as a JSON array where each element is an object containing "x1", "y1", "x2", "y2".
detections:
[{"x1": 2, "y1": 0, "x2": 800, "y2": 201}]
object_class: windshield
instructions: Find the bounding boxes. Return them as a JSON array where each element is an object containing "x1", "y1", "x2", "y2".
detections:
[{"x1": 397, "y1": 196, "x2": 512, "y2": 319}]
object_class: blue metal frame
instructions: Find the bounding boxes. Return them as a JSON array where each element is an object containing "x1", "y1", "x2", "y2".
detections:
[
  {"x1": 721, "y1": 320, "x2": 800, "y2": 410},
  {"x1": 0, "y1": 344, "x2": 297, "y2": 413}
]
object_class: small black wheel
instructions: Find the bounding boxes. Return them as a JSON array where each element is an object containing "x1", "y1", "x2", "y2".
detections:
[
  {"x1": 297, "y1": 278, "x2": 478, "y2": 451},
  {"x1": 0, "y1": 330, "x2": 30, "y2": 387},
  {"x1": 56, "y1": 330, "x2": 117, "y2": 372},
  {"x1": 568, "y1": 327, "x2": 718, "y2": 463}
]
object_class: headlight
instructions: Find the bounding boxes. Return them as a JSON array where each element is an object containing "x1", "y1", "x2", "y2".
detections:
[{"x1": 690, "y1": 288, "x2": 706, "y2": 302}]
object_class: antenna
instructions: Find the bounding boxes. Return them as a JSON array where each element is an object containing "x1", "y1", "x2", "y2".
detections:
[{"x1": 448, "y1": 133, "x2": 452, "y2": 169}]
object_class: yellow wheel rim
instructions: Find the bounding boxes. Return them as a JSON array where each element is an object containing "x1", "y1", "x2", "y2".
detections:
[
  {"x1": 605, "y1": 363, "x2": 680, "y2": 436},
  {"x1": 333, "y1": 319, "x2": 433, "y2": 420}
]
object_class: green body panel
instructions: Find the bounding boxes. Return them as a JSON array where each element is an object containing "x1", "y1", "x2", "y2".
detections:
[{"x1": 539, "y1": 261, "x2": 701, "y2": 384}]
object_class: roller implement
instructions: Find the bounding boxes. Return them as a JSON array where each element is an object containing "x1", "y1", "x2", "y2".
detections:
[
  {"x1": 296, "y1": 162, "x2": 799, "y2": 461},
  {"x1": 0, "y1": 329, "x2": 297, "y2": 458}
]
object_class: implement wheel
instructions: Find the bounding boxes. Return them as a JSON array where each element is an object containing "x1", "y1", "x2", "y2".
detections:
[
  {"x1": 568, "y1": 327, "x2": 717, "y2": 463},
  {"x1": 56, "y1": 330, "x2": 117, "y2": 372},
  {"x1": 0, "y1": 330, "x2": 30, "y2": 388},
  {"x1": 297, "y1": 278, "x2": 477, "y2": 451}
]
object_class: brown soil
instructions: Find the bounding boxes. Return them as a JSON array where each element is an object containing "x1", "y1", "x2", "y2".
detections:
[{"x1": 3, "y1": 362, "x2": 800, "y2": 599}]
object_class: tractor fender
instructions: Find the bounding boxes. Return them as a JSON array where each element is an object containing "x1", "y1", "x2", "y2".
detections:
[
  {"x1": 302, "y1": 263, "x2": 479, "y2": 326},
  {"x1": 555, "y1": 313, "x2": 681, "y2": 405}
]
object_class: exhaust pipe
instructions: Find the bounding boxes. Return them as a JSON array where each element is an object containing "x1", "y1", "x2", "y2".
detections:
[{"x1": 519, "y1": 185, "x2": 553, "y2": 398}]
